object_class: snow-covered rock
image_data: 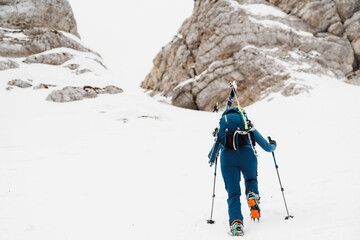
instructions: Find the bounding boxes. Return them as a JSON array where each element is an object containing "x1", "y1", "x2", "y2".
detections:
[
  {"x1": 0, "y1": 0, "x2": 122, "y2": 101},
  {"x1": 46, "y1": 86, "x2": 95, "y2": 102},
  {"x1": 8, "y1": 79, "x2": 32, "y2": 88},
  {"x1": 23, "y1": 52, "x2": 74, "y2": 65},
  {"x1": 98, "y1": 85, "x2": 124, "y2": 95},
  {"x1": 33, "y1": 83, "x2": 56, "y2": 89},
  {"x1": 0, "y1": 59, "x2": 18, "y2": 70},
  {"x1": 46, "y1": 85, "x2": 123, "y2": 102}
]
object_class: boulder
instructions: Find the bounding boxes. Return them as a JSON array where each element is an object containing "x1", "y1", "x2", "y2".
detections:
[
  {"x1": 8, "y1": 79, "x2": 32, "y2": 88},
  {"x1": 46, "y1": 86, "x2": 90, "y2": 102}
]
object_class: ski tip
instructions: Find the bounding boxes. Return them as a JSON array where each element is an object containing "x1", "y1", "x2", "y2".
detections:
[{"x1": 230, "y1": 80, "x2": 237, "y2": 89}]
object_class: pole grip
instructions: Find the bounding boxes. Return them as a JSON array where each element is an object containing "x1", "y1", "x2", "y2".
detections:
[{"x1": 268, "y1": 136, "x2": 276, "y2": 155}]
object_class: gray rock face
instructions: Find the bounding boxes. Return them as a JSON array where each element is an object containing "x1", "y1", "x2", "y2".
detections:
[
  {"x1": 333, "y1": 0, "x2": 360, "y2": 22},
  {"x1": 0, "y1": 0, "x2": 79, "y2": 37},
  {"x1": 269, "y1": 0, "x2": 360, "y2": 63},
  {"x1": 344, "y1": 11, "x2": 360, "y2": 42},
  {"x1": 268, "y1": 0, "x2": 341, "y2": 33},
  {"x1": 141, "y1": 0, "x2": 358, "y2": 111},
  {"x1": 0, "y1": 28, "x2": 93, "y2": 58},
  {"x1": 0, "y1": 0, "x2": 95, "y2": 59}
]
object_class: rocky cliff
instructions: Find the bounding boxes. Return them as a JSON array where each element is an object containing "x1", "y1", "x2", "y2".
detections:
[
  {"x1": 0, "y1": 0, "x2": 122, "y2": 102},
  {"x1": 141, "y1": 0, "x2": 360, "y2": 111},
  {"x1": 0, "y1": 0, "x2": 79, "y2": 36}
]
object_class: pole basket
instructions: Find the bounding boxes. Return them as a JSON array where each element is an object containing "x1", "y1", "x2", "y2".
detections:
[{"x1": 207, "y1": 219, "x2": 215, "y2": 224}]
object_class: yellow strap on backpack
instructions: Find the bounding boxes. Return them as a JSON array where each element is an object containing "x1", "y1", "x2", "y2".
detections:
[
  {"x1": 233, "y1": 130, "x2": 248, "y2": 150},
  {"x1": 237, "y1": 105, "x2": 248, "y2": 130},
  {"x1": 232, "y1": 88, "x2": 248, "y2": 131}
]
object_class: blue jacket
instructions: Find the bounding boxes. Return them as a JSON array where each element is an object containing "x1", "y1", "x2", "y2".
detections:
[{"x1": 252, "y1": 129, "x2": 276, "y2": 153}]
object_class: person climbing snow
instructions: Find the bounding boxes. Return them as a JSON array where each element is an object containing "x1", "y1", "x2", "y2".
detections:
[{"x1": 207, "y1": 85, "x2": 277, "y2": 236}]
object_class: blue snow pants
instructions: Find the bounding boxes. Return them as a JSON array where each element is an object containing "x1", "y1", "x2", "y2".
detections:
[{"x1": 220, "y1": 146, "x2": 258, "y2": 226}]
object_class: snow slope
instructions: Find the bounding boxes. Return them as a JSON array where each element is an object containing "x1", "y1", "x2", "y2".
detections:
[{"x1": 1, "y1": 72, "x2": 360, "y2": 240}]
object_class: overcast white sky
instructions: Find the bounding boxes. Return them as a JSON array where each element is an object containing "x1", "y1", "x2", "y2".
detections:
[{"x1": 68, "y1": 0, "x2": 194, "y2": 87}]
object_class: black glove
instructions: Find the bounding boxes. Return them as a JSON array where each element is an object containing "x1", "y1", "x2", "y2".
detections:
[
  {"x1": 212, "y1": 127, "x2": 218, "y2": 137},
  {"x1": 268, "y1": 136, "x2": 277, "y2": 147},
  {"x1": 247, "y1": 120, "x2": 254, "y2": 129}
]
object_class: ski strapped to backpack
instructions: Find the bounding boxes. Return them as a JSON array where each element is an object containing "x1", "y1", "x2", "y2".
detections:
[{"x1": 208, "y1": 82, "x2": 237, "y2": 166}]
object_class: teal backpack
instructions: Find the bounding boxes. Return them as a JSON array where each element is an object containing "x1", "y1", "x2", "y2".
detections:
[{"x1": 218, "y1": 107, "x2": 256, "y2": 150}]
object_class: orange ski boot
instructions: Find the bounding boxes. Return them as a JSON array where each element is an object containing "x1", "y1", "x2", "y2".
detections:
[{"x1": 247, "y1": 191, "x2": 261, "y2": 221}]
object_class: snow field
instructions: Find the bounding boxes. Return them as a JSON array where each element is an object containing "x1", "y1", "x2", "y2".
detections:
[{"x1": 1, "y1": 75, "x2": 360, "y2": 239}]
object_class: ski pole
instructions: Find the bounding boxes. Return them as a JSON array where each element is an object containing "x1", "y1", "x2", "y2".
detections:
[
  {"x1": 207, "y1": 157, "x2": 218, "y2": 224},
  {"x1": 268, "y1": 137, "x2": 294, "y2": 220}
]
